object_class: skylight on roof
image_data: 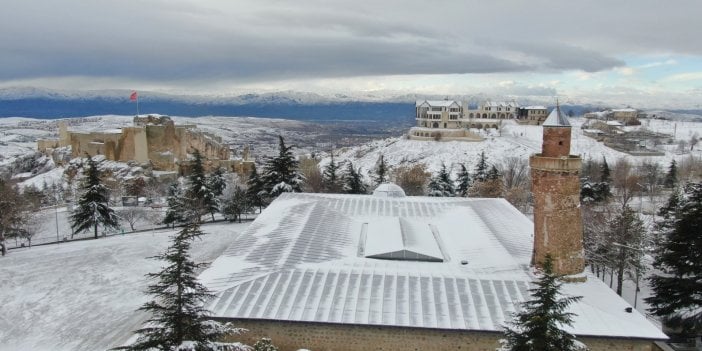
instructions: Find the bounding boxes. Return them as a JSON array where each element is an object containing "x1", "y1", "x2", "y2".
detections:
[{"x1": 363, "y1": 217, "x2": 444, "y2": 262}]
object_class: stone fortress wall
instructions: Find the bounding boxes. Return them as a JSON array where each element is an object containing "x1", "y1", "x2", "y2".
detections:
[{"x1": 37, "y1": 115, "x2": 254, "y2": 175}]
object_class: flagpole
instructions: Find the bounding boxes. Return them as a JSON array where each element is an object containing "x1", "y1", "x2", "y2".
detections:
[{"x1": 136, "y1": 94, "x2": 140, "y2": 116}]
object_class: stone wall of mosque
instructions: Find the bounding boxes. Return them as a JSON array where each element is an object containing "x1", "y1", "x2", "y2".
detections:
[{"x1": 222, "y1": 320, "x2": 656, "y2": 351}]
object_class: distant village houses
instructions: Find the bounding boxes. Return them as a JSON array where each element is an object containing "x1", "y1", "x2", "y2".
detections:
[{"x1": 584, "y1": 108, "x2": 641, "y2": 125}]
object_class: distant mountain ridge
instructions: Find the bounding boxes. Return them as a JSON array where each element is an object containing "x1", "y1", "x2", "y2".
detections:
[
  {"x1": 0, "y1": 87, "x2": 418, "y2": 122},
  {"x1": 2, "y1": 86, "x2": 695, "y2": 121}
]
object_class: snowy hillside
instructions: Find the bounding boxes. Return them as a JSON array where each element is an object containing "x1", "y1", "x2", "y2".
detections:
[
  {"x1": 4, "y1": 113, "x2": 702, "y2": 189},
  {"x1": 0, "y1": 222, "x2": 250, "y2": 351},
  {"x1": 326, "y1": 118, "x2": 702, "y2": 178}
]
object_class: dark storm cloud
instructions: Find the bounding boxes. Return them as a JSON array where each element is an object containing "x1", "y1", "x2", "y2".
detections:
[{"x1": 0, "y1": 0, "x2": 699, "y2": 85}]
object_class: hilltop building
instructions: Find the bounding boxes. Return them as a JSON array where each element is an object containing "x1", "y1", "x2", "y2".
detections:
[
  {"x1": 201, "y1": 111, "x2": 666, "y2": 350},
  {"x1": 464, "y1": 101, "x2": 519, "y2": 119},
  {"x1": 410, "y1": 100, "x2": 552, "y2": 141},
  {"x1": 516, "y1": 105, "x2": 549, "y2": 124},
  {"x1": 37, "y1": 115, "x2": 253, "y2": 174},
  {"x1": 584, "y1": 108, "x2": 641, "y2": 125},
  {"x1": 411, "y1": 100, "x2": 482, "y2": 141}
]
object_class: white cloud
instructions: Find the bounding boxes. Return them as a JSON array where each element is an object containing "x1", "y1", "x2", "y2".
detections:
[
  {"x1": 638, "y1": 59, "x2": 678, "y2": 69},
  {"x1": 661, "y1": 72, "x2": 702, "y2": 82}
]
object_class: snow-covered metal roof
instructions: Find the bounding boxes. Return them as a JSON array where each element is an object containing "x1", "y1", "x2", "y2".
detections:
[
  {"x1": 200, "y1": 193, "x2": 666, "y2": 340},
  {"x1": 543, "y1": 107, "x2": 571, "y2": 127},
  {"x1": 484, "y1": 101, "x2": 519, "y2": 108},
  {"x1": 415, "y1": 100, "x2": 461, "y2": 107}
]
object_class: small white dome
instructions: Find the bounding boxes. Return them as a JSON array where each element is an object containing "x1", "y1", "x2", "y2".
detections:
[{"x1": 372, "y1": 183, "x2": 406, "y2": 198}]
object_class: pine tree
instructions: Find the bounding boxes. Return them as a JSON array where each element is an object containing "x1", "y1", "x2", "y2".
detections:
[
  {"x1": 205, "y1": 167, "x2": 226, "y2": 221},
  {"x1": 372, "y1": 154, "x2": 388, "y2": 186},
  {"x1": 428, "y1": 163, "x2": 455, "y2": 197},
  {"x1": 605, "y1": 205, "x2": 646, "y2": 296},
  {"x1": 253, "y1": 338, "x2": 279, "y2": 351},
  {"x1": 70, "y1": 156, "x2": 119, "y2": 239},
  {"x1": 163, "y1": 183, "x2": 187, "y2": 228},
  {"x1": 0, "y1": 179, "x2": 33, "y2": 256},
  {"x1": 343, "y1": 161, "x2": 367, "y2": 194},
  {"x1": 322, "y1": 153, "x2": 341, "y2": 193},
  {"x1": 221, "y1": 185, "x2": 250, "y2": 223},
  {"x1": 261, "y1": 136, "x2": 304, "y2": 198},
  {"x1": 664, "y1": 159, "x2": 678, "y2": 188},
  {"x1": 207, "y1": 167, "x2": 226, "y2": 199},
  {"x1": 455, "y1": 164, "x2": 472, "y2": 197},
  {"x1": 600, "y1": 157, "x2": 611, "y2": 183},
  {"x1": 186, "y1": 149, "x2": 217, "y2": 222},
  {"x1": 474, "y1": 151, "x2": 488, "y2": 182},
  {"x1": 487, "y1": 164, "x2": 500, "y2": 180},
  {"x1": 646, "y1": 182, "x2": 702, "y2": 335},
  {"x1": 120, "y1": 223, "x2": 245, "y2": 351},
  {"x1": 500, "y1": 255, "x2": 586, "y2": 351},
  {"x1": 245, "y1": 165, "x2": 266, "y2": 212}
]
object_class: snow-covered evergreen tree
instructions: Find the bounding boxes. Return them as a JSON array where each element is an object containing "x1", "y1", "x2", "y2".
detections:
[
  {"x1": 245, "y1": 165, "x2": 266, "y2": 212},
  {"x1": 253, "y1": 338, "x2": 278, "y2": 351},
  {"x1": 372, "y1": 154, "x2": 388, "y2": 186},
  {"x1": 322, "y1": 152, "x2": 342, "y2": 193},
  {"x1": 163, "y1": 183, "x2": 188, "y2": 228},
  {"x1": 118, "y1": 222, "x2": 246, "y2": 351},
  {"x1": 343, "y1": 161, "x2": 367, "y2": 194},
  {"x1": 0, "y1": 179, "x2": 34, "y2": 255},
  {"x1": 455, "y1": 164, "x2": 472, "y2": 197},
  {"x1": 261, "y1": 136, "x2": 304, "y2": 198},
  {"x1": 664, "y1": 159, "x2": 678, "y2": 188},
  {"x1": 206, "y1": 167, "x2": 227, "y2": 213},
  {"x1": 428, "y1": 163, "x2": 455, "y2": 197},
  {"x1": 600, "y1": 157, "x2": 611, "y2": 183},
  {"x1": 646, "y1": 182, "x2": 702, "y2": 336},
  {"x1": 70, "y1": 156, "x2": 119, "y2": 239},
  {"x1": 487, "y1": 164, "x2": 500, "y2": 180},
  {"x1": 186, "y1": 149, "x2": 218, "y2": 222},
  {"x1": 470, "y1": 163, "x2": 502, "y2": 198},
  {"x1": 221, "y1": 184, "x2": 250, "y2": 223},
  {"x1": 499, "y1": 255, "x2": 586, "y2": 351},
  {"x1": 605, "y1": 205, "x2": 646, "y2": 296},
  {"x1": 474, "y1": 151, "x2": 488, "y2": 182}
]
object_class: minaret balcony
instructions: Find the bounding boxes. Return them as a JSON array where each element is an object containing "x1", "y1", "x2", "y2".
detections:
[{"x1": 529, "y1": 154, "x2": 581, "y2": 172}]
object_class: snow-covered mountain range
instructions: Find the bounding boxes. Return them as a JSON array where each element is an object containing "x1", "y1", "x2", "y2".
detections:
[{"x1": 2, "y1": 86, "x2": 679, "y2": 120}]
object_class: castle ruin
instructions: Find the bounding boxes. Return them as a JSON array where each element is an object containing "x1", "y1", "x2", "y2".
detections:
[{"x1": 37, "y1": 115, "x2": 253, "y2": 174}]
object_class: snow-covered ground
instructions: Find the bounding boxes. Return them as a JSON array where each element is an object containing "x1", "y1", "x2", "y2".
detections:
[
  {"x1": 0, "y1": 115, "x2": 320, "y2": 171},
  {"x1": 0, "y1": 221, "x2": 250, "y2": 351},
  {"x1": 325, "y1": 117, "x2": 702, "y2": 178}
]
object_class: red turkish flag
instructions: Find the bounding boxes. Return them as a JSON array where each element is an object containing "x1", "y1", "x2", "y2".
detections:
[{"x1": 130, "y1": 91, "x2": 138, "y2": 101}]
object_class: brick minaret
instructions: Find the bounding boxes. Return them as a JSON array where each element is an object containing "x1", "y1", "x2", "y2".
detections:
[{"x1": 529, "y1": 105, "x2": 584, "y2": 275}]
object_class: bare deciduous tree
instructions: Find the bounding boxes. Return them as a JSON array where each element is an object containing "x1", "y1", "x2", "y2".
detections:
[
  {"x1": 299, "y1": 155, "x2": 323, "y2": 193},
  {"x1": 392, "y1": 163, "x2": 430, "y2": 196},
  {"x1": 119, "y1": 206, "x2": 147, "y2": 231}
]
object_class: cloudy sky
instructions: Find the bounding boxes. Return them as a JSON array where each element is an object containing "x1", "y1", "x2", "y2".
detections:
[{"x1": 1, "y1": 0, "x2": 701, "y2": 107}]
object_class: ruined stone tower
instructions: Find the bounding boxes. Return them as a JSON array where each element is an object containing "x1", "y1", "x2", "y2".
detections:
[{"x1": 529, "y1": 105, "x2": 584, "y2": 275}]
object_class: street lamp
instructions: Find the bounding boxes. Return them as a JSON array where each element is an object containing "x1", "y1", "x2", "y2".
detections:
[{"x1": 52, "y1": 182, "x2": 60, "y2": 243}]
